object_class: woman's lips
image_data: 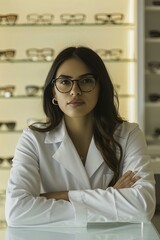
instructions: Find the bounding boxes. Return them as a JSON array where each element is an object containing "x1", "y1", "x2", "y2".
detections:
[{"x1": 67, "y1": 99, "x2": 84, "y2": 107}]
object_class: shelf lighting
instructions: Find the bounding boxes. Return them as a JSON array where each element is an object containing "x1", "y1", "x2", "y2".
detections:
[{"x1": 127, "y1": 0, "x2": 137, "y2": 122}]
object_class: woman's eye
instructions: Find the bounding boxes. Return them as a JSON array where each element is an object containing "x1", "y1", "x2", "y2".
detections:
[
  {"x1": 81, "y1": 78, "x2": 93, "y2": 83},
  {"x1": 59, "y1": 79, "x2": 71, "y2": 85}
]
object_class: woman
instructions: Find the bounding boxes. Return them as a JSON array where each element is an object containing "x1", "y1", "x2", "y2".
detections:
[{"x1": 5, "y1": 46, "x2": 155, "y2": 227}]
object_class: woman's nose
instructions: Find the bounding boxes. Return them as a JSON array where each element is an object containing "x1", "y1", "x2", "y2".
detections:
[{"x1": 70, "y1": 81, "x2": 82, "y2": 96}]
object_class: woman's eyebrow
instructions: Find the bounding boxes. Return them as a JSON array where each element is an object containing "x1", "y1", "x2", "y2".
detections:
[{"x1": 58, "y1": 73, "x2": 94, "y2": 78}]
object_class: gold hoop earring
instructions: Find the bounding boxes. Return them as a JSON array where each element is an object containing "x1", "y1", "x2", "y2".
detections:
[{"x1": 52, "y1": 98, "x2": 58, "y2": 105}]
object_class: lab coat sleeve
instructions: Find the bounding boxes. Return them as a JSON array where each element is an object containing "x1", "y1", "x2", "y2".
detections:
[
  {"x1": 5, "y1": 129, "x2": 77, "y2": 228},
  {"x1": 68, "y1": 125, "x2": 156, "y2": 223}
]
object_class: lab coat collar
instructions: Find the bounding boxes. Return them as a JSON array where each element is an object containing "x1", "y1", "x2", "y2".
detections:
[
  {"x1": 44, "y1": 120, "x2": 104, "y2": 187},
  {"x1": 85, "y1": 138, "x2": 104, "y2": 178},
  {"x1": 44, "y1": 120, "x2": 66, "y2": 144}
]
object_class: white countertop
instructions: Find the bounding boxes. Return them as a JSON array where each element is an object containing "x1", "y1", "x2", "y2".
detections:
[{"x1": 0, "y1": 222, "x2": 160, "y2": 240}]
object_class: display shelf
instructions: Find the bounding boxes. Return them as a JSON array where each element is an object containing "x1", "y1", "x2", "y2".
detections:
[
  {"x1": 0, "y1": 94, "x2": 135, "y2": 99},
  {"x1": 145, "y1": 6, "x2": 160, "y2": 11},
  {"x1": 0, "y1": 166, "x2": 11, "y2": 170},
  {"x1": 145, "y1": 70, "x2": 160, "y2": 75},
  {"x1": 146, "y1": 135, "x2": 160, "y2": 144},
  {"x1": 0, "y1": 0, "x2": 138, "y2": 224},
  {"x1": 0, "y1": 130, "x2": 23, "y2": 133},
  {"x1": 0, "y1": 58, "x2": 137, "y2": 63},
  {"x1": 0, "y1": 23, "x2": 135, "y2": 27},
  {"x1": 0, "y1": 95, "x2": 42, "y2": 99},
  {"x1": 145, "y1": 38, "x2": 160, "y2": 43},
  {"x1": 145, "y1": 102, "x2": 160, "y2": 107}
]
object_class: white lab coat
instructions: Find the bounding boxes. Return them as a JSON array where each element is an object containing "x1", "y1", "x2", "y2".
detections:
[{"x1": 5, "y1": 120, "x2": 155, "y2": 227}]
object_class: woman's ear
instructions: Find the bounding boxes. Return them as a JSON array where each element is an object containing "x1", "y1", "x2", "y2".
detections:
[{"x1": 52, "y1": 88, "x2": 57, "y2": 100}]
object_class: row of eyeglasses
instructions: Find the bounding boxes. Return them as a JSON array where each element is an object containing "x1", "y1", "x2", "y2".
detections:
[
  {"x1": 0, "y1": 118, "x2": 44, "y2": 132},
  {"x1": 0, "y1": 84, "x2": 120, "y2": 98},
  {"x1": 0, "y1": 85, "x2": 43, "y2": 98},
  {"x1": 1, "y1": 84, "x2": 160, "y2": 102},
  {"x1": 0, "y1": 13, "x2": 125, "y2": 25},
  {"x1": 0, "y1": 48, "x2": 124, "y2": 62}
]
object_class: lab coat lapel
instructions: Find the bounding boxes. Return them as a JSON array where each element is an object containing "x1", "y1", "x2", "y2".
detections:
[
  {"x1": 50, "y1": 124, "x2": 91, "y2": 189},
  {"x1": 85, "y1": 138, "x2": 104, "y2": 178}
]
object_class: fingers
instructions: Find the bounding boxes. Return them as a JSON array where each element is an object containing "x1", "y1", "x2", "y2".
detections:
[{"x1": 113, "y1": 171, "x2": 141, "y2": 190}]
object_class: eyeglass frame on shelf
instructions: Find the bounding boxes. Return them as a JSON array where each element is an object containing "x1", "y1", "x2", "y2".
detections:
[
  {"x1": 26, "y1": 13, "x2": 54, "y2": 24},
  {"x1": 0, "y1": 49, "x2": 16, "y2": 60},
  {"x1": 0, "y1": 121, "x2": 16, "y2": 130},
  {"x1": 95, "y1": 48, "x2": 123, "y2": 60},
  {"x1": 94, "y1": 13, "x2": 124, "y2": 24},
  {"x1": 149, "y1": 30, "x2": 160, "y2": 38},
  {"x1": 0, "y1": 85, "x2": 16, "y2": 97},
  {"x1": 149, "y1": 93, "x2": 160, "y2": 102},
  {"x1": 25, "y1": 85, "x2": 44, "y2": 96},
  {"x1": 60, "y1": 13, "x2": 86, "y2": 24},
  {"x1": 26, "y1": 48, "x2": 54, "y2": 61},
  {"x1": 0, "y1": 157, "x2": 13, "y2": 165},
  {"x1": 0, "y1": 14, "x2": 18, "y2": 25}
]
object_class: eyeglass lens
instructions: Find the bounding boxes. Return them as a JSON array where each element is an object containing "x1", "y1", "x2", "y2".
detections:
[{"x1": 53, "y1": 75, "x2": 96, "y2": 93}]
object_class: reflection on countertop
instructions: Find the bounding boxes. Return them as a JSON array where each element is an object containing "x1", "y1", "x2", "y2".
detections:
[{"x1": 4, "y1": 222, "x2": 160, "y2": 240}]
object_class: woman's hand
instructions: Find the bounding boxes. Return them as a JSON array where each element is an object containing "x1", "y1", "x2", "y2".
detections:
[
  {"x1": 113, "y1": 170, "x2": 140, "y2": 190},
  {"x1": 40, "y1": 191, "x2": 69, "y2": 201}
]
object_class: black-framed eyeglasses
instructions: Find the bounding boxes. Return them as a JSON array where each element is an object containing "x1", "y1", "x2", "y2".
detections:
[
  {"x1": 95, "y1": 48, "x2": 123, "y2": 60},
  {"x1": 60, "y1": 13, "x2": 86, "y2": 25},
  {"x1": 0, "y1": 14, "x2": 18, "y2": 25},
  {"x1": 52, "y1": 74, "x2": 96, "y2": 93},
  {"x1": 94, "y1": 13, "x2": 124, "y2": 24},
  {"x1": 0, "y1": 121, "x2": 16, "y2": 130},
  {"x1": 26, "y1": 13, "x2": 54, "y2": 25}
]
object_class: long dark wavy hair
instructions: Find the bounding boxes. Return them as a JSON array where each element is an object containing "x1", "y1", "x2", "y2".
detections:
[{"x1": 30, "y1": 46, "x2": 125, "y2": 185}]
